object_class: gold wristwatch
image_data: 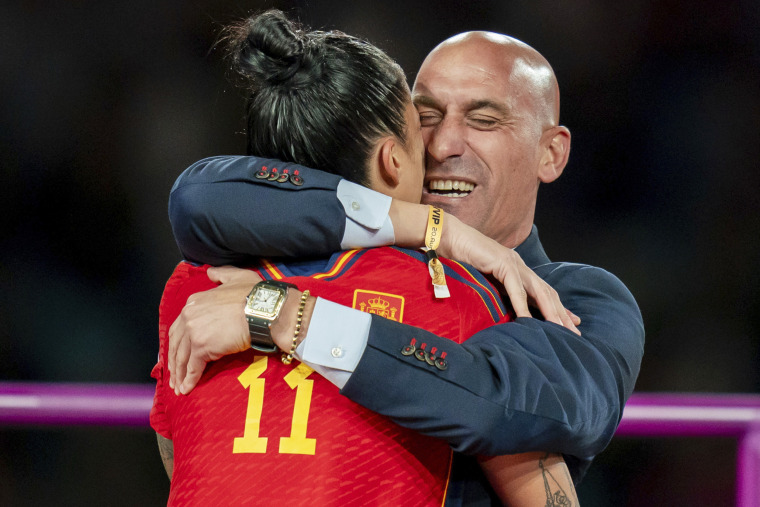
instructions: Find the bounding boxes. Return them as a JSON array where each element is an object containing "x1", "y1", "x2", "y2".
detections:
[{"x1": 244, "y1": 280, "x2": 298, "y2": 352}]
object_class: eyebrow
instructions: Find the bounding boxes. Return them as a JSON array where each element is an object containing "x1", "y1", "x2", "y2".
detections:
[
  {"x1": 412, "y1": 94, "x2": 441, "y2": 110},
  {"x1": 412, "y1": 95, "x2": 509, "y2": 116},
  {"x1": 465, "y1": 99, "x2": 509, "y2": 116}
]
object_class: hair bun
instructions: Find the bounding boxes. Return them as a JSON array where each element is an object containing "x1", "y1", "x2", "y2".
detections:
[{"x1": 231, "y1": 10, "x2": 314, "y2": 86}]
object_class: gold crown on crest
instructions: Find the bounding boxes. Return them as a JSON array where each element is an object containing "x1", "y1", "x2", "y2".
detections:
[{"x1": 367, "y1": 296, "x2": 391, "y2": 310}]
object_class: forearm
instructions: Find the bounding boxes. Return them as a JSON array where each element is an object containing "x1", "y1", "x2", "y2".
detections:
[
  {"x1": 169, "y1": 156, "x2": 347, "y2": 264},
  {"x1": 156, "y1": 433, "x2": 174, "y2": 480},
  {"x1": 169, "y1": 156, "x2": 492, "y2": 265},
  {"x1": 387, "y1": 199, "x2": 428, "y2": 247},
  {"x1": 339, "y1": 265, "x2": 643, "y2": 471},
  {"x1": 479, "y1": 452, "x2": 579, "y2": 506},
  {"x1": 341, "y1": 317, "x2": 618, "y2": 457}
]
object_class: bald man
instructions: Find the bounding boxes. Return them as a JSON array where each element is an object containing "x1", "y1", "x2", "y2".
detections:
[
  {"x1": 415, "y1": 32, "x2": 568, "y2": 246},
  {"x1": 166, "y1": 31, "x2": 644, "y2": 504}
]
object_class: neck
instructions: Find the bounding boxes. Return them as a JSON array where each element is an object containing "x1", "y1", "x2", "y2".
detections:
[
  {"x1": 495, "y1": 208, "x2": 536, "y2": 248},
  {"x1": 499, "y1": 225, "x2": 533, "y2": 249}
]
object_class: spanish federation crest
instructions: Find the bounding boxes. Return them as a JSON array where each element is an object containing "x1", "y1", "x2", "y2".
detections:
[{"x1": 352, "y1": 290, "x2": 405, "y2": 323}]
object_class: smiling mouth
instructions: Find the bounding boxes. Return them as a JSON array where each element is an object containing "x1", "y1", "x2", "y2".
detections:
[{"x1": 427, "y1": 179, "x2": 475, "y2": 198}]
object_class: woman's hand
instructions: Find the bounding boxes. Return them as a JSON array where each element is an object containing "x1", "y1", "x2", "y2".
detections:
[{"x1": 439, "y1": 215, "x2": 581, "y2": 335}]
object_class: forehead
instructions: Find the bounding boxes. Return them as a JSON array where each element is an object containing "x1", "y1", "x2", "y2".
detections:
[
  {"x1": 414, "y1": 43, "x2": 510, "y2": 102},
  {"x1": 413, "y1": 42, "x2": 548, "y2": 115}
]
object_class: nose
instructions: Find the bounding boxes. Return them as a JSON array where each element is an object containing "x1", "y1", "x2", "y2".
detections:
[{"x1": 425, "y1": 116, "x2": 466, "y2": 163}]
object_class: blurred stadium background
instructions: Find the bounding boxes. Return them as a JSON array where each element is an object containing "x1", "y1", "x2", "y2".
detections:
[{"x1": 1, "y1": 1, "x2": 758, "y2": 505}]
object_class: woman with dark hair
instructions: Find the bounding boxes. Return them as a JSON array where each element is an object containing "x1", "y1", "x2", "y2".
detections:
[
  {"x1": 152, "y1": 10, "x2": 578, "y2": 506},
  {"x1": 228, "y1": 10, "x2": 418, "y2": 189}
]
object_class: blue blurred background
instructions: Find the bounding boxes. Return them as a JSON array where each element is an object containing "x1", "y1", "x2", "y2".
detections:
[{"x1": 1, "y1": 0, "x2": 758, "y2": 505}]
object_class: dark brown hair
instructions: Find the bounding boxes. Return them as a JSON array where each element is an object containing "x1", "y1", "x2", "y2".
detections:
[{"x1": 224, "y1": 10, "x2": 409, "y2": 185}]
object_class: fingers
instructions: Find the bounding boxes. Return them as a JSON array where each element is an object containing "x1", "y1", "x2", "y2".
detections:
[
  {"x1": 528, "y1": 280, "x2": 564, "y2": 327},
  {"x1": 557, "y1": 305, "x2": 581, "y2": 336},
  {"x1": 546, "y1": 288, "x2": 580, "y2": 335},
  {"x1": 207, "y1": 265, "x2": 233, "y2": 284},
  {"x1": 567, "y1": 309, "x2": 581, "y2": 326},
  {"x1": 489, "y1": 249, "x2": 530, "y2": 318},
  {"x1": 167, "y1": 315, "x2": 183, "y2": 390},
  {"x1": 500, "y1": 250, "x2": 581, "y2": 335},
  {"x1": 501, "y1": 267, "x2": 531, "y2": 319},
  {"x1": 167, "y1": 280, "x2": 254, "y2": 396},
  {"x1": 170, "y1": 300, "x2": 197, "y2": 394},
  {"x1": 179, "y1": 356, "x2": 207, "y2": 395},
  {"x1": 528, "y1": 278, "x2": 581, "y2": 335},
  {"x1": 173, "y1": 332, "x2": 191, "y2": 395},
  {"x1": 207, "y1": 266, "x2": 263, "y2": 285}
]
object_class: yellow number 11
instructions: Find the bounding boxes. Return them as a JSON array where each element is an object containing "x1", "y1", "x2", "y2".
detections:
[{"x1": 232, "y1": 355, "x2": 317, "y2": 455}]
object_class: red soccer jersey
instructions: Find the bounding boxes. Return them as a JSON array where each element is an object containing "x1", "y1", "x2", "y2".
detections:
[{"x1": 151, "y1": 247, "x2": 511, "y2": 506}]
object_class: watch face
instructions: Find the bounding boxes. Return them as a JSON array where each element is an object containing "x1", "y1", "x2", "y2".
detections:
[{"x1": 251, "y1": 287, "x2": 283, "y2": 314}]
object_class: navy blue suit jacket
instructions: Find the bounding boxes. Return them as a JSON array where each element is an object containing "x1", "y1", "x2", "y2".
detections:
[{"x1": 169, "y1": 155, "x2": 645, "y2": 503}]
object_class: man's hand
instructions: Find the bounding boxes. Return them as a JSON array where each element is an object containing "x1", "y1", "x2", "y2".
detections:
[{"x1": 168, "y1": 266, "x2": 262, "y2": 395}]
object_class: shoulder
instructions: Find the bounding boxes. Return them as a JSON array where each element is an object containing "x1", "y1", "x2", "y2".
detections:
[
  {"x1": 172, "y1": 155, "x2": 342, "y2": 191},
  {"x1": 534, "y1": 261, "x2": 644, "y2": 349},
  {"x1": 535, "y1": 262, "x2": 637, "y2": 306}
]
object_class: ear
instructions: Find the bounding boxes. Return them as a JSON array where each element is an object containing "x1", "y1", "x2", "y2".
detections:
[
  {"x1": 537, "y1": 126, "x2": 571, "y2": 183},
  {"x1": 377, "y1": 138, "x2": 402, "y2": 188}
]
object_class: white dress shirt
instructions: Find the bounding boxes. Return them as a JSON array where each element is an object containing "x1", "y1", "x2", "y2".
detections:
[{"x1": 294, "y1": 180, "x2": 393, "y2": 388}]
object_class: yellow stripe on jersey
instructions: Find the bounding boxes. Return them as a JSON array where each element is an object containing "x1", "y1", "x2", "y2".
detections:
[
  {"x1": 261, "y1": 259, "x2": 285, "y2": 280},
  {"x1": 440, "y1": 448, "x2": 453, "y2": 507},
  {"x1": 312, "y1": 249, "x2": 360, "y2": 279}
]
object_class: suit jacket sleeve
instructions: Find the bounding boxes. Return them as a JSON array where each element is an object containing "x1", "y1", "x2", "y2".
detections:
[
  {"x1": 169, "y1": 156, "x2": 346, "y2": 264},
  {"x1": 340, "y1": 262, "x2": 644, "y2": 465},
  {"x1": 169, "y1": 155, "x2": 645, "y2": 476}
]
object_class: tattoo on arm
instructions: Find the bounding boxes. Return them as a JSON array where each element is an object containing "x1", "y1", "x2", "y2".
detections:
[
  {"x1": 539, "y1": 453, "x2": 579, "y2": 506},
  {"x1": 156, "y1": 433, "x2": 174, "y2": 481}
]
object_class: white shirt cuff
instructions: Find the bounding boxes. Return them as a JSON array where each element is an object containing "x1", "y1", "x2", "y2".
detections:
[
  {"x1": 337, "y1": 180, "x2": 395, "y2": 249},
  {"x1": 295, "y1": 297, "x2": 370, "y2": 389}
]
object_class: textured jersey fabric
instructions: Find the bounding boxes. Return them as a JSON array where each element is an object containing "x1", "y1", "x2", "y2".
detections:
[{"x1": 151, "y1": 247, "x2": 510, "y2": 506}]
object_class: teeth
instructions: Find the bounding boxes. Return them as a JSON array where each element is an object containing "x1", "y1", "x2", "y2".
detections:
[{"x1": 429, "y1": 180, "x2": 474, "y2": 192}]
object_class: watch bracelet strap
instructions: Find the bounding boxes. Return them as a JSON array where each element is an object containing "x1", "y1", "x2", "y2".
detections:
[
  {"x1": 262, "y1": 280, "x2": 299, "y2": 291},
  {"x1": 247, "y1": 316, "x2": 276, "y2": 352}
]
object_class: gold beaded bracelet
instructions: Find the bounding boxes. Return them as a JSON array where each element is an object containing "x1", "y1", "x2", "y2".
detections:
[{"x1": 282, "y1": 290, "x2": 310, "y2": 365}]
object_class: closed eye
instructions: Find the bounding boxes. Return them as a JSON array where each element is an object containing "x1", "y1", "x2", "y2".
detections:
[
  {"x1": 419, "y1": 112, "x2": 442, "y2": 127},
  {"x1": 467, "y1": 115, "x2": 502, "y2": 130}
]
